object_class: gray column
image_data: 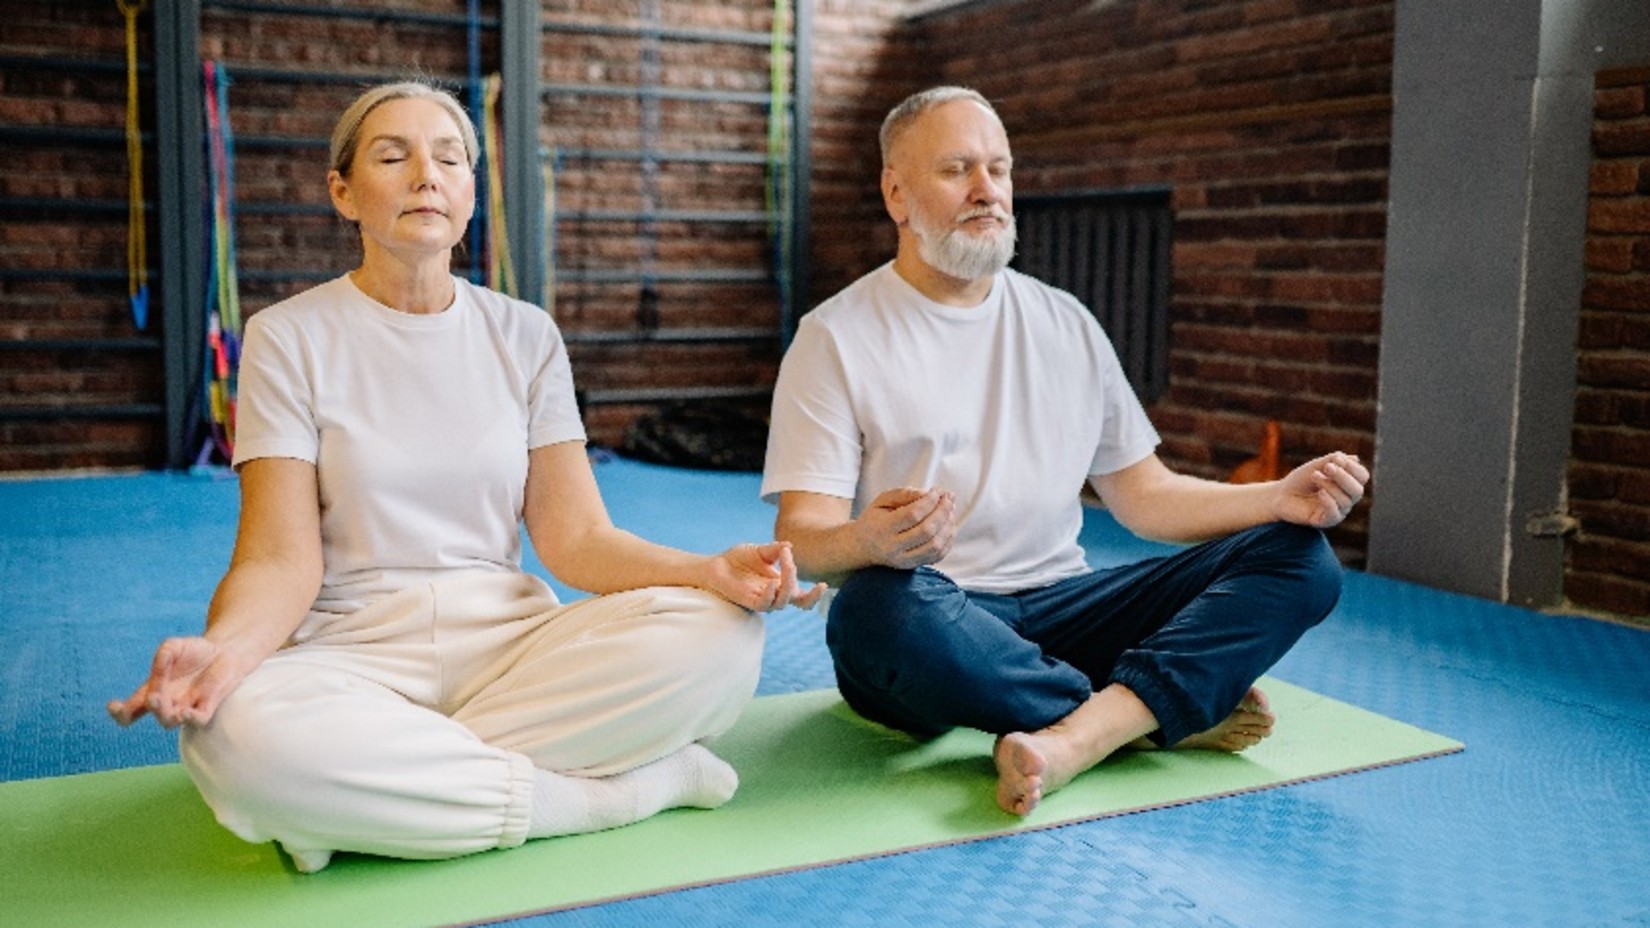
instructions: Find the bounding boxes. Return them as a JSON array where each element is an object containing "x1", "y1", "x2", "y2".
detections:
[
  {"x1": 502, "y1": 1, "x2": 545, "y2": 309},
  {"x1": 1369, "y1": 0, "x2": 1650, "y2": 605},
  {"x1": 155, "y1": 0, "x2": 205, "y2": 467},
  {"x1": 785, "y1": 0, "x2": 814, "y2": 344}
]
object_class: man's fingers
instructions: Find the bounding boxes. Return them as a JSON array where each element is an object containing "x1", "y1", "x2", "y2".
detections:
[
  {"x1": 872, "y1": 486, "x2": 931, "y2": 510},
  {"x1": 1338, "y1": 453, "x2": 1370, "y2": 484},
  {"x1": 899, "y1": 490, "x2": 956, "y2": 538},
  {"x1": 885, "y1": 490, "x2": 943, "y2": 531},
  {"x1": 887, "y1": 495, "x2": 959, "y2": 566},
  {"x1": 1326, "y1": 460, "x2": 1366, "y2": 500}
]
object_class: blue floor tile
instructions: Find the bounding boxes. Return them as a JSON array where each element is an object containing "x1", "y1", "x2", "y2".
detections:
[{"x1": 3, "y1": 459, "x2": 1647, "y2": 928}]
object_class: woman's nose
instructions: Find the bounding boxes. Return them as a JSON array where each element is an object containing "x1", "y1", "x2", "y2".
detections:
[{"x1": 411, "y1": 151, "x2": 440, "y2": 187}]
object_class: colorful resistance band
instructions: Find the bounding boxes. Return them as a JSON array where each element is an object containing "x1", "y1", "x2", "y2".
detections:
[
  {"x1": 483, "y1": 74, "x2": 515, "y2": 296},
  {"x1": 118, "y1": 0, "x2": 149, "y2": 330},
  {"x1": 202, "y1": 60, "x2": 242, "y2": 463}
]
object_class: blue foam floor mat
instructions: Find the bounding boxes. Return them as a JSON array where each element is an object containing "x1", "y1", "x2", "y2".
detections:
[{"x1": 3, "y1": 456, "x2": 1648, "y2": 927}]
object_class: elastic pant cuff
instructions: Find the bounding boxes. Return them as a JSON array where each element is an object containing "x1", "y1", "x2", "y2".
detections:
[
  {"x1": 1109, "y1": 661, "x2": 1197, "y2": 748},
  {"x1": 499, "y1": 752, "x2": 536, "y2": 850}
]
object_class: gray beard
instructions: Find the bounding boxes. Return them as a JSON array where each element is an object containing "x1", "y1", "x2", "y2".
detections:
[{"x1": 911, "y1": 209, "x2": 1017, "y2": 281}]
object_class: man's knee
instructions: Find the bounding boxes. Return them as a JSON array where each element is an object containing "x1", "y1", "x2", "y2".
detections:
[
  {"x1": 833, "y1": 564, "x2": 924, "y2": 608},
  {"x1": 827, "y1": 566, "x2": 955, "y2": 658},
  {"x1": 825, "y1": 567, "x2": 961, "y2": 725},
  {"x1": 1245, "y1": 522, "x2": 1343, "y2": 625}
]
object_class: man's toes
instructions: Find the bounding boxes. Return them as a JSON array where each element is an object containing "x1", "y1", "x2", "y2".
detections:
[{"x1": 998, "y1": 780, "x2": 1041, "y2": 816}]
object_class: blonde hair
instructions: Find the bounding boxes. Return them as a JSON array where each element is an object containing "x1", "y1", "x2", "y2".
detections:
[
  {"x1": 878, "y1": 86, "x2": 998, "y2": 167},
  {"x1": 329, "y1": 81, "x2": 479, "y2": 176}
]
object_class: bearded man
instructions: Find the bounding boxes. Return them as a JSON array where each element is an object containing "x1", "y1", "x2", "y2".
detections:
[{"x1": 760, "y1": 86, "x2": 1370, "y2": 816}]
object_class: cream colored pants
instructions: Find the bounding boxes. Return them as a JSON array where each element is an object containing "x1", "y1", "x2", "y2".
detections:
[{"x1": 179, "y1": 571, "x2": 763, "y2": 862}]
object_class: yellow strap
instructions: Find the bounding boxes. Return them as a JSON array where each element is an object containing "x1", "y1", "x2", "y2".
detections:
[
  {"x1": 119, "y1": 0, "x2": 149, "y2": 299},
  {"x1": 482, "y1": 74, "x2": 515, "y2": 295}
]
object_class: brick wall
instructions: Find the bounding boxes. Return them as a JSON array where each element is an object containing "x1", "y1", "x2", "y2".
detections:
[
  {"x1": 9, "y1": 0, "x2": 1646, "y2": 615},
  {"x1": 200, "y1": 1, "x2": 483, "y2": 310},
  {"x1": 0, "y1": 0, "x2": 801, "y2": 465},
  {"x1": 1567, "y1": 67, "x2": 1650, "y2": 618},
  {"x1": 803, "y1": 0, "x2": 923, "y2": 304},
  {"x1": 0, "y1": 4, "x2": 164, "y2": 470},
  {"x1": 543, "y1": 0, "x2": 796, "y2": 446},
  {"x1": 0, "y1": 0, "x2": 1400, "y2": 564},
  {"x1": 854, "y1": 0, "x2": 1394, "y2": 562}
]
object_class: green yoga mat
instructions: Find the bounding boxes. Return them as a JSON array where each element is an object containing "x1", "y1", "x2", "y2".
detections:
[{"x1": 2, "y1": 679, "x2": 1459, "y2": 928}]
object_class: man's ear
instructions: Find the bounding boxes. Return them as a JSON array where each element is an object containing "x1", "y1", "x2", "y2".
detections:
[
  {"x1": 881, "y1": 166, "x2": 907, "y2": 227},
  {"x1": 327, "y1": 170, "x2": 358, "y2": 221}
]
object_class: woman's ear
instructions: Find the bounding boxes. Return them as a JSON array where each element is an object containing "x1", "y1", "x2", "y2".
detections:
[{"x1": 327, "y1": 169, "x2": 357, "y2": 222}]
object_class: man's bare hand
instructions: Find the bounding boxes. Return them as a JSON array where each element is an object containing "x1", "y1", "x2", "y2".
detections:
[{"x1": 855, "y1": 486, "x2": 958, "y2": 569}]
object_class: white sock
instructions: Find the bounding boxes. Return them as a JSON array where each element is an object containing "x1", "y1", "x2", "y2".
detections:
[
  {"x1": 528, "y1": 743, "x2": 739, "y2": 839},
  {"x1": 282, "y1": 844, "x2": 334, "y2": 874}
]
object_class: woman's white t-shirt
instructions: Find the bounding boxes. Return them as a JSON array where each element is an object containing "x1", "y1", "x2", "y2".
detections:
[{"x1": 233, "y1": 275, "x2": 585, "y2": 613}]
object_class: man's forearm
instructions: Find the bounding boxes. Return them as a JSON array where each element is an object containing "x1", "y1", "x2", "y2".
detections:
[
  {"x1": 774, "y1": 518, "x2": 868, "y2": 587},
  {"x1": 1101, "y1": 469, "x2": 1277, "y2": 544}
]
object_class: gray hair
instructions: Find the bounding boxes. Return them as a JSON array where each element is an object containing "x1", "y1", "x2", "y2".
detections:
[
  {"x1": 878, "y1": 86, "x2": 999, "y2": 167},
  {"x1": 329, "y1": 81, "x2": 479, "y2": 176}
]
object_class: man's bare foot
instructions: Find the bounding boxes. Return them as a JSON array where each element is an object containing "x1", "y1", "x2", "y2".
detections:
[
  {"x1": 993, "y1": 733, "x2": 1048, "y2": 816},
  {"x1": 1173, "y1": 686, "x2": 1274, "y2": 752},
  {"x1": 991, "y1": 684, "x2": 1160, "y2": 817}
]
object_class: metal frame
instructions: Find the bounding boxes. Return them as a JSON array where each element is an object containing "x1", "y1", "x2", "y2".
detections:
[
  {"x1": 155, "y1": 0, "x2": 207, "y2": 467},
  {"x1": 1011, "y1": 187, "x2": 1173, "y2": 405},
  {"x1": 541, "y1": 19, "x2": 785, "y2": 47},
  {"x1": 786, "y1": 0, "x2": 813, "y2": 345},
  {"x1": 123, "y1": 0, "x2": 808, "y2": 460},
  {"x1": 203, "y1": 1, "x2": 497, "y2": 28},
  {"x1": 538, "y1": 1, "x2": 813, "y2": 364},
  {"x1": 559, "y1": 148, "x2": 769, "y2": 164},
  {"x1": 502, "y1": 1, "x2": 545, "y2": 309}
]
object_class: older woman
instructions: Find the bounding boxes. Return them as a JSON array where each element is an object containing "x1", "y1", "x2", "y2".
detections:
[{"x1": 109, "y1": 81, "x2": 822, "y2": 873}]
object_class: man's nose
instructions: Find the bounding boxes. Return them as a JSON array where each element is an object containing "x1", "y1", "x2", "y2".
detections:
[{"x1": 967, "y1": 166, "x2": 1003, "y2": 202}]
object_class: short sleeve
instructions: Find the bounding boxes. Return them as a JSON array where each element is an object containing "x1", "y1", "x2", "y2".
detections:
[
  {"x1": 760, "y1": 318, "x2": 862, "y2": 504},
  {"x1": 1086, "y1": 326, "x2": 1160, "y2": 477},
  {"x1": 231, "y1": 316, "x2": 320, "y2": 468},
  {"x1": 524, "y1": 317, "x2": 586, "y2": 450}
]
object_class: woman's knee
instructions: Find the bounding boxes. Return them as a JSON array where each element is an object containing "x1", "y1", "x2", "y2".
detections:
[
  {"x1": 628, "y1": 587, "x2": 765, "y2": 702},
  {"x1": 631, "y1": 589, "x2": 764, "y2": 743},
  {"x1": 179, "y1": 668, "x2": 343, "y2": 838}
]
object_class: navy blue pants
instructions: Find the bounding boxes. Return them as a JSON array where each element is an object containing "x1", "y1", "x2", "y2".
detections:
[{"x1": 825, "y1": 522, "x2": 1343, "y2": 747}]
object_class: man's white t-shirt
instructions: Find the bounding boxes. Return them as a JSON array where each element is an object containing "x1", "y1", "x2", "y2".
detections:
[
  {"x1": 233, "y1": 275, "x2": 586, "y2": 613},
  {"x1": 761, "y1": 263, "x2": 1160, "y2": 594}
]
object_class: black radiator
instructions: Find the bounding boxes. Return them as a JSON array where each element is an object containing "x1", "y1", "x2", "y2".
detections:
[{"x1": 1012, "y1": 189, "x2": 1172, "y2": 403}]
